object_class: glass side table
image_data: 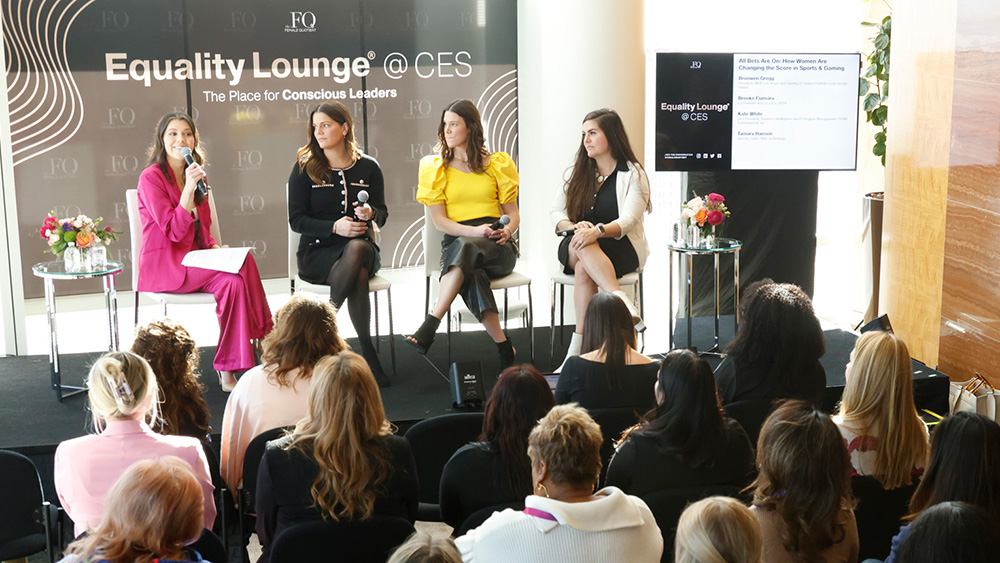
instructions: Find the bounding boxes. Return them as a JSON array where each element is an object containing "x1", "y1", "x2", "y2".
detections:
[
  {"x1": 31, "y1": 260, "x2": 124, "y2": 401},
  {"x1": 667, "y1": 238, "x2": 742, "y2": 356}
]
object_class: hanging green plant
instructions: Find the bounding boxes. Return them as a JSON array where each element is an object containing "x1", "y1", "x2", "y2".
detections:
[{"x1": 860, "y1": 14, "x2": 891, "y2": 165}]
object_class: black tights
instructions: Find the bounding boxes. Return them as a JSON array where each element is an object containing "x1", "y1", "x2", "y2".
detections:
[{"x1": 326, "y1": 240, "x2": 378, "y2": 360}]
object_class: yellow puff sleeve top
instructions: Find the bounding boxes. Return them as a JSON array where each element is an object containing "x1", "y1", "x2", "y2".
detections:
[{"x1": 416, "y1": 152, "x2": 519, "y2": 222}]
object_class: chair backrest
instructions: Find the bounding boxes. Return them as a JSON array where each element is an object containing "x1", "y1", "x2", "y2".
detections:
[
  {"x1": 240, "y1": 426, "x2": 291, "y2": 512},
  {"x1": 285, "y1": 183, "x2": 300, "y2": 283},
  {"x1": 852, "y1": 475, "x2": 919, "y2": 561},
  {"x1": 457, "y1": 500, "x2": 524, "y2": 536},
  {"x1": 0, "y1": 450, "x2": 45, "y2": 547},
  {"x1": 422, "y1": 205, "x2": 444, "y2": 277},
  {"x1": 642, "y1": 485, "x2": 746, "y2": 563},
  {"x1": 403, "y1": 412, "x2": 485, "y2": 504},
  {"x1": 125, "y1": 189, "x2": 143, "y2": 293},
  {"x1": 270, "y1": 516, "x2": 415, "y2": 563},
  {"x1": 722, "y1": 398, "x2": 776, "y2": 449},
  {"x1": 188, "y1": 528, "x2": 227, "y2": 563},
  {"x1": 589, "y1": 407, "x2": 644, "y2": 486}
]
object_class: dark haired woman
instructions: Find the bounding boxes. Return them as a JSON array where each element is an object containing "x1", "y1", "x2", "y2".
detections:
[
  {"x1": 606, "y1": 349, "x2": 754, "y2": 496},
  {"x1": 550, "y1": 108, "x2": 650, "y2": 368},
  {"x1": 714, "y1": 279, "x2": 826, "y2": 405},
  {"x1": 439, "y1": 364, "x2": 555, "y2": 530},
  {"x1": 751, "y1": 401, "x2": 858, "y2": 563},
  {"x1": 883, "y1": 411, "x2": 1000, "y2": 563},
  {"x1": 137, "y1": 112, "x2": 273, "y2": 390},
  {"x1": 288, "y1": 101, "x2": 390, "y2": 385},
  {"x1": 554, "y1": 293, "x2": 658, "y2": 410},
  {"x1": 405, "y1": 99, "x2": 520, "y2": 370},
  {"x1": 895, "y1": 502, "x2": 1000, "y2": 563}
]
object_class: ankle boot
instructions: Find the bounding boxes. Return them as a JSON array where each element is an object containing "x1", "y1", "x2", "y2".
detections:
[{"x1": 496, "y1": 339, "x2": 516, "y2": 371}]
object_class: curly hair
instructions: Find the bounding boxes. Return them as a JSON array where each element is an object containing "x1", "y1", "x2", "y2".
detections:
[
  {"x1": 262, "y1": 295, "x2": 347, "y2": 387},
  {"x1": 131, "y1": 319, "x2": 210, "y2": 439},
  {"x1": 527, "y1": 404, "x2": 603, "y2": 488}
]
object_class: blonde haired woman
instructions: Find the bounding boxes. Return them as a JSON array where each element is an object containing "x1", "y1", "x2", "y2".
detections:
[
  {"x1": 388, "y1": 532, "x2": 462, "y2": 563},
  {"x1": 675, "y1": 496, "x2": 762, "y2": 563},
  {"x1": 255, "y1": 352, "x2": 418, "y2": 562},
  {"x1": 54, "y1": 351, "x2": 215, "y2": 537},
  {"x1": 220, "y1": 295, "x2": 347, "y2": 492},
  {"x1": 58, "y1": 457, "x2": 206, "y2": 563},
  {"x1": 833, "y1": 331, "x2": 929, "y2": 488}
]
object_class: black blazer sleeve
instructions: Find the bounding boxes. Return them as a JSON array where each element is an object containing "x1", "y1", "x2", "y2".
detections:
[
  {"x1": 605, "y1": 436, "x2": 637, "y2": 491},
  {"x1": 367, "y1": 158, "x2": 388, "y2": 228},
  {"x1": 288, "y1": 163, "x2": 336, "y2": 238}
]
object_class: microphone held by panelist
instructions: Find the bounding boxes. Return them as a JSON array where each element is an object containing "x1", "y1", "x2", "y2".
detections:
[{"x1": 179, "y1": 147, "x2": 208, "y2": 196}]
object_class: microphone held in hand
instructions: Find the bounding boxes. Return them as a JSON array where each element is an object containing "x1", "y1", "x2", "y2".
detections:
[
  {"x1": 557, "y1": 228, "x2": 576, "y2": 237},
  {"x1": 357, "y1": 190, "x2": 369, "y2": 204},
  {"x1": 179, "y1": 147, "x2": 208, "y2": 196},
  {"x1": 489, "y1": 214, "x2": 511, "y2": 231}
]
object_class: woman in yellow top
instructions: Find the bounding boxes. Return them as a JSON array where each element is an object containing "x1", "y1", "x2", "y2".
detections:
[{"x1": 406, "y1": 99, "x2": 520, "y2": 370}]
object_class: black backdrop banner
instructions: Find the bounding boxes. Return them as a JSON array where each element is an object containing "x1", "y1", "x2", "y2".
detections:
[{"x1": 4, "y1": 0, "x2": 518, "y2": 298}]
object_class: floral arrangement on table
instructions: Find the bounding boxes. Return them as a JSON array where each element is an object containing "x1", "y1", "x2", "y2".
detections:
[
  {"x1": 39, "y1": 212, "x2": 120, "y2": 257},
  {"x1": 681, "y1": 192, "x2": 730, "y2": 238}
]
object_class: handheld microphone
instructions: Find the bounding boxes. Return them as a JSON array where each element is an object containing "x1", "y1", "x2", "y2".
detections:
[
  {"x1": 179, "y1": 147, "x2": 208, "y2": 196},
  {"x1": 557, "y1": 228, "x2": 576, "y2": 237},
  {"x1": 357, "y1": 190, "x2": 369, "y2": 204},
  {"x1": 489, "y1": 215, "x2": 511, "y2": 231}
]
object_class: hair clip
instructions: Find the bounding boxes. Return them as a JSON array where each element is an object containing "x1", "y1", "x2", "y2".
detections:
[{"x1": 104, "y1": 375, "x2": 135, "y2": 408}]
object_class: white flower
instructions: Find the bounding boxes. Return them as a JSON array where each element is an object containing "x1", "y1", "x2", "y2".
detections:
[
  {"x1": 48, "y1": 233, "x2": 60, "y2": 244},
  {"x1": 685, "y1": 197, "x2": 704, "y2": 211},
  {"x1": 72, "y1": 218, "x2": 83, "y2": 228},
  {"x1": 680, "y1": 208, "x2": 694, "y2": 222}
]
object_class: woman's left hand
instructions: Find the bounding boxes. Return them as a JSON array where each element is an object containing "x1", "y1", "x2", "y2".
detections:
[
  {"x1": 353, "y1": 202, "x2": 373, "y2": 221},
  {"x1": 571, "y1": 225, "x2": 600, "y2": 250},
  {"x1": 491, "y1": 225, "x2": 512, "y2": 245}
]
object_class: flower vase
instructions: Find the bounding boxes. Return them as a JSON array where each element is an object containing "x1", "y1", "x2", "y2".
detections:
[
  {"x1": 702, "y1": 226, "x2": 716, "y2": 249},
  {"x1": 685, "y1": 223, "x2": 701, "y2": 248},
  {"x1": 87, "y1": 241, "x2": 108, "y2": 270},
  {"x1": 63, "y1": 244, "x2": 83, "y2": 273}
]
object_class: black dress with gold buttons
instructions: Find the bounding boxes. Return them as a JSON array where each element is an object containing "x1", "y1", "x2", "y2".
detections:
[{"x1": 287, "y1": 155, "x2": 388, "y2": 284}]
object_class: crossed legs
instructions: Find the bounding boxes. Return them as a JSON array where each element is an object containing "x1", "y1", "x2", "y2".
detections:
[{"x1": 326, "y1": 239, "x2": 388, "y2": 384}]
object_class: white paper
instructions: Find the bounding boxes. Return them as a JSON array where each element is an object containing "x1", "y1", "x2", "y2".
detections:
[{"x1": 181, "y1": 247, "x2": 251, "y2": 274}]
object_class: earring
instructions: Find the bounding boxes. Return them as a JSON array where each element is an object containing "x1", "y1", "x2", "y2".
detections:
[{"x1": 535, "y1": 482, "x2": 550, "y2": 498}]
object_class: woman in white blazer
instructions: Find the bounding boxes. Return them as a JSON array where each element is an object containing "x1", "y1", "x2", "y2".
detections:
[{"x1": 551, "y1": 108, "x2": 650, "y2": 369}]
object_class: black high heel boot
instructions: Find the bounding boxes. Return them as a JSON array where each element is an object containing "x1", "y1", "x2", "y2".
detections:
[
  {"x1": 361, "y1": 343, "x2": 390, "y2": 388},
  {"x1": 496, "y1": 338, "x2": 516, "y2": 372},
  {"x1": 405, "y1": 314, "x2": 441, "y2": 355}
]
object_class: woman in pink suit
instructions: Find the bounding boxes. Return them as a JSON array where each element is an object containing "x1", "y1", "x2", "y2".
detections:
[{"x1": 136, "y1": 112, "x2": 273, "y2": 390}]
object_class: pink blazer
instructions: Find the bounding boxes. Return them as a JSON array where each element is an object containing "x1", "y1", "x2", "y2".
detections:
[
  {"x1": 136, "y1": 164, "x2": 216, "y2": 292},
  {"x1": 54, "y1": 419, "x2": 217, "y2": 537}
]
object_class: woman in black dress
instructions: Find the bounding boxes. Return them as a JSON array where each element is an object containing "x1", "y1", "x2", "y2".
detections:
[
  {"x1": 288, "y1": 102, "x2": 389, "y2": 385},
  {"x1": 550, "y1": 108, "x2": 650, "y2": 370}
]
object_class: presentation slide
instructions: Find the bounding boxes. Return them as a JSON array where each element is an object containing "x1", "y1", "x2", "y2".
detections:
[{"x1": 655, "y1": 53, "x2": 860, "y2": 172}]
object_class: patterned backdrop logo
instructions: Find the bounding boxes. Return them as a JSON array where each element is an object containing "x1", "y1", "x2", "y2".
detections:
[
  {"x1": 231, "y1": 150, "x2": 263, "y2": 172},
  {"x1": 241, "y1": 239, "x2": 268, "y2": 258},
  {"x1": 227, "y1": 11, "x2": 257, "y2": 32},
  {"x1": 234, "y1": 194, "x2": 265, "y2": 217},
  {"x1": 103, "y1": 106, "x2": 137, "y2": 129},
  {"x1": 106, "y1": 154, "x2": 140, "y2": 177},
  {"x1": 285, "y1": 11, "x2": 317, "y2": 33},
  {"x1": 98, "y1": 9, "x2": 129, "y2": 31},
  {"x1": 43, "y1": 157, "x2": 80, "y2": 180}
]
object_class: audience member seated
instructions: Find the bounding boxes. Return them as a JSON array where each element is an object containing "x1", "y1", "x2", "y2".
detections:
[
  {"x1": 674, "y1": 496, "x2": 763, "y2": 563},
  {"x1": 606, "y1": 349, "x2": 754, "y2": 497},
  {"x1": 440, "y1": 365, "x2": 555, "y2": 530},
  {"x1": 883, "y1": 411, "x2": 1000, "y2": 563},
  {"x1": 714, "y1": 280, "x2": 826, "y2": 406},
  {"x1": 895, "y1": 502, "x2": 1000, "y2": 563},
  {"x1": 389, "y1": 532, "x2": 463, "y2": 563},
  {"x1": 555, "y1": 293, "x2": 658, "y2": 410},
  {"x1": 131, "y1": 318, "x2": 211, "y2": 441},
  {"x1": 751, "y1": 401, "x2": 858, "y2": 563},
  {"x1": 456, "y1": 404, "x2": 663, "y2": 562},
  {"x1": 57, "y1": 457, "x2": 208, "y2": 563},
  {"x1": 221, "y1": 295, "x2": 347, "y2": 493},
  {"x1": 54, "y1": 351, "x2": 216, "y2": 537},
  {"x1": 255, "y1": 352, "x2": 418, "y2": 562},
  {"x1": 833, "y1": 330, "x2": 928, "y2": 487}
]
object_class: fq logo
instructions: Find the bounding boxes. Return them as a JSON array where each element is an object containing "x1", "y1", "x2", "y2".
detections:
[{"x1": 286, "y1": 11, "x2": 316, "y2": 33}]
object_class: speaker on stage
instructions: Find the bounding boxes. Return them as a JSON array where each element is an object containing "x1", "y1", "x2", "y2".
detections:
[{"x1": 450, "y1": 361, "x2": 485, "y2": 410}]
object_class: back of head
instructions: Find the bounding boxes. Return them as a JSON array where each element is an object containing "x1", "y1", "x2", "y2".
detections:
[
  {"x1": 908, "y1": 411, "x2": 1000, "y2": 519},
  {"x1": 263, "y1": 295, "x2": 346, "y2": 386},
  {"x1": 724, "y1": 280, "x2": 824, "y2": 396},
  {"x1": 66, "y1": 456, "x2": 204, "y2": 563},
  {"x1": 581, "y1": 292, "x2": 637, "y2": 370},
  {"x1": 752, "y1": 400, "x2": 853, "y2": 561},
  {"x1": 481, "y1": 364, "x2": 555, "y2": 497},
  {"x1": 897, "y1": 501, "x2": 1000, "y2": 563},
  {"x1": 388, "y1": 532, "x2": 462, "y2": 563},
  {"x1": 292, "y1": 351, "x2": 391, "y2": 520},
  {"x1": 88, "y1": 351, "x2": 159, "y2": 428},
  {"x1": 131, "y1": 318, "x2": 208, "y2": 437},
  {"x1": 838, "y1": 330, "x2": 926, "y2": 488},
  {"x1": 527, "y1": 403, "x2": 603, "y2": 488},
  {"x1": 637, "y1": 349, "x2": 727, "y2": 465},
  {"x1": 675, "y1": 496, "x2": 762, "y2": 563}
]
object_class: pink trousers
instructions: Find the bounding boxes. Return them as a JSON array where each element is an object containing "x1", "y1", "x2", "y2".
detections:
[{"x1": 172, "y1": 255, "x2": 273, "y2": 371}]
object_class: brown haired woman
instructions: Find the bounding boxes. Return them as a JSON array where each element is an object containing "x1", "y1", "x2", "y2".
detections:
[
  {"x1": 405, "y1": 99, "x2": 521, "y2": 370},
  {"x1": 550, "y1": 108, "x2": 650, "y2": 369},
  {"x1": 220, "y1": 295, "x2": 347, "y2": 494},
  {"x1": 288, "y1": 101, "x2": 389, "y2": 386},
  {"x1": 255, "y1": 351, "x2": 419, "y2": 563}
]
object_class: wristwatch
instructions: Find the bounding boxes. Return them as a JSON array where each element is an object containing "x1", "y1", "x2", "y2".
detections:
[{"x1": 596, "y1": 223, "x2": 605, "y2": 235}]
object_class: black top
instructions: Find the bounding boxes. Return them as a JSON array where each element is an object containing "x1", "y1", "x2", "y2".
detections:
[
  {"x1": 555, "y1": 357, "x2": 659, "y2": 411},
  {"x1": 255, "y1": 433, "x2": 419, "y2": 563},
  {"x1": 287, "y1": 155, "x2": 389, "y2": 284},
  {"x1": 605, "y1": 419, "x2": 756, "y2": 497},
  {"x1": 439, "y1": 442, "x2": 527, "y2": 530},
  {"x1": 714, "y1": 354, "x2": 827, "y2": 406}
]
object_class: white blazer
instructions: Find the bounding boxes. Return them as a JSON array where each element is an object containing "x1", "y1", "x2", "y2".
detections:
[{"x1": 550, "y1": 161, "x2": 650, "y2": 269}]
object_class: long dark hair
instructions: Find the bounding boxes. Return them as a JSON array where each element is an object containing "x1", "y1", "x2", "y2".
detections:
[
  {"x1": 480, "y1": 365, "x2": 555, "y2": 497},
  {"x1": 897, "y1": 502, "x2": 1000, "y2": 563},
  {"x1": 296, "y1": 102, "x2": 363, "y2": 184},
  {"x1": 723, "y1": 279, "x2": 825, "y2": 398},
  {"x1": 751, "y1": 400, "x2": 854, "y2": 563},
  {"x1": 147, "y1": 112, "x2": 207, "y2": 206},
  {"x1": 582, "y1": 293, "x2": 637, "y2": 382},
  {"x1": 564, "y1": 108, "x2": 648, "y2": 222},
  {"x1": 436, "y1": 99, "x2": 490, "y2": 173},
  {"x1": 907, "y1": 411, "x2": 1000, "y2": 520},
  {"x1": 625, "y1": 349, "x2": 729, "y2": 465}
]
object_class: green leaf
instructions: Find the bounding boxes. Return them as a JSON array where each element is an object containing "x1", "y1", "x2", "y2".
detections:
[
  {"x1": 861, "y1": 21, "x2": 878, "y2": 27},
  {"x1": 875, "y1": 131, "x2": 886, "y2": 143},
  {"x1": 882, "y1": 15, "x2": 892, "y2": 31},
  {"x1": 874, "y1": 33, "x2": 889, "y2": 50},
  {"x1": 865, "y1": 64, "x2": 878, "y2": 78},
  {"x1": 859, "y1": 78, "x2": 871, "y2": 96},
  {"x1": 883, "y1": 81, "x2": 889, "y2": 97},
  {"x1": 878, "y1": 50, "x2": 888, "y2": 66},
  {"x1": 53, "y1": 241, "x2": 67, "y2": 253},
  {"x1": 873, "y1": 141, "x2": 886, "y2": 156},
  {"x1": 864, "y1": 93, "x2": 881, "y2": 112},
  {"x1": 62, "y1": 231, "x2": 76, "y2": 242},
  {"x1": 872, "y1": 105, "x2": 888, "y2": 126}
]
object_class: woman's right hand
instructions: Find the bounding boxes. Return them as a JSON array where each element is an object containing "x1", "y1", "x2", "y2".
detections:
[
  {"x1": 471, "y1": 223, "x2": 496, "y2": 239},
  {"x1": 574, "y1": 220, "x2": 595, "y2": 230},
  {"x1": 183, "y1": 162, "x2": 206, "y2": 198},
  {"x1": 333, "y1": 216, "x2": 368, "y2": 238}
]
